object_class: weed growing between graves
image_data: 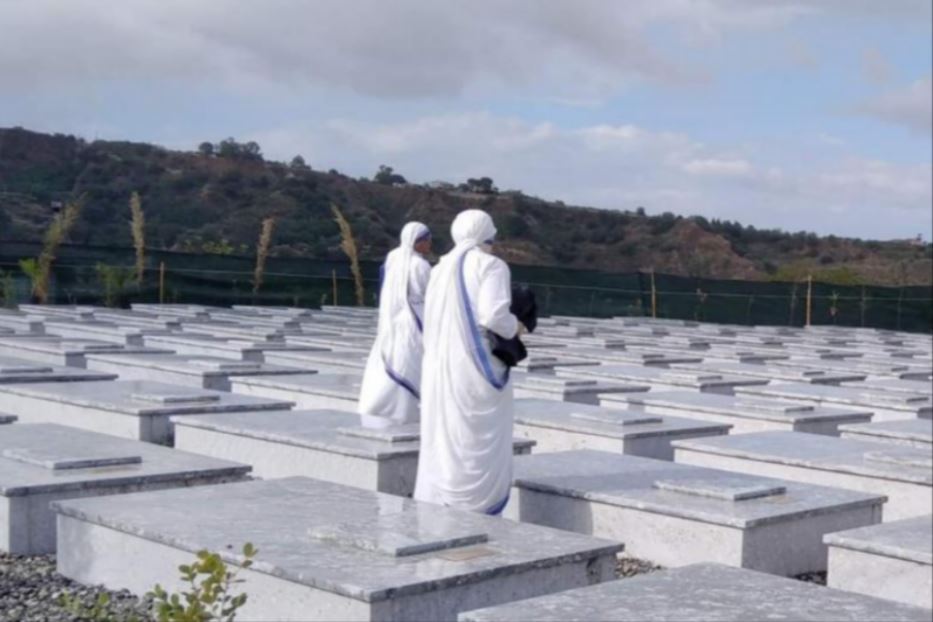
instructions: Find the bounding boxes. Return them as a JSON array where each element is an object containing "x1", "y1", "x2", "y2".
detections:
[
  {"x1": 56, "y1": 543, "x2": 258, "y2": 622},
  {"x1": 149, "y1": 542, "x2": 258, "y2": 622}
]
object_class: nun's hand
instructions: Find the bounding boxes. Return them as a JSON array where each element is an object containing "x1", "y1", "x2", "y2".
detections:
[{"x1": 516, "y1": 322, "x2": 528, "y2": 337}]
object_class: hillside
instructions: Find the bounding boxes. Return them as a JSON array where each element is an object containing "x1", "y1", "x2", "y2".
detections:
[{"x1": 1, "y1": 127, "x2": 930, "y2": 285}]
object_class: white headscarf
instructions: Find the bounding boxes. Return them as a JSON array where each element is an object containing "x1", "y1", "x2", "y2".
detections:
[{"x1": 377, "y1": 221, "x2": 430, "y2": 341}]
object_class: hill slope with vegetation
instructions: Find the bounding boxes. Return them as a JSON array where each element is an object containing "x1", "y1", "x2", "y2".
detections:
[{"x1": 1, "y1": 126, "x2": 930, "y2": 285}]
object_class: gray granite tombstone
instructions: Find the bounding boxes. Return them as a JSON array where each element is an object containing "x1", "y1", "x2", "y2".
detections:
[
  {"x1": 172, "y1": 409, "x2": 533, "y2": 496},
  {"x1": 673, "y1": 431, "x2": 932, "y2": 520},
  {"x1": 53, "y1": 477, "x2": 622, "y2": 621},
  {"x1": 0, "y1": 354, "x2": 117, "y2": 384},
  {"x1": 611, "y1": 390, "x2": 873, "y2": 435},
  {"x1": 0, "y1": 423, "x2": 250, "y2": 554},
  {"x1": 0, "y1": 380, "x2": 294, "y2": 444},
  {"x1": 457, "y1": 563, "x2": 933, "y2": 621},
  {"x1": 512, "y1": 398, "x2": 730, "y2": 460},
  {"x1": 85, "y1": 352, "x2": 308, "y2": 391},
  {"x1": 230, "y1": 372, "x2": 362, "y2": 411},
  {"x1": 839, "y1": 419, "x2": 932, "y2": 449},
  {"x1": 505, "y1": 449, "x2": 884, "y2": 575},
  {"x1": 824, "y1": 515, "x2": 932, "y2": 610}
]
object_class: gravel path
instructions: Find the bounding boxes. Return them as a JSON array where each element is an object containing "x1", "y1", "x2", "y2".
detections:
[{"x1": 0, "y1": 553, "x2": 153, "y2": 622}]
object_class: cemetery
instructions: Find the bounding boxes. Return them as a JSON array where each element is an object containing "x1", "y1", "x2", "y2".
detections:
[{"x1": 0, "y1": 303, "x2": 928, "y2": 621}]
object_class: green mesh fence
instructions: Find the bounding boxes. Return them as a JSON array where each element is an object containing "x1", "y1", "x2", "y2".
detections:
[{"x1": 1, "y1": 241, "x2": 930, "y2": 333}]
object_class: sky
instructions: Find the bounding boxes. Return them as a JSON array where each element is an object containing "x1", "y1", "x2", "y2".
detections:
[{"x1": 1, "y1": 0, "x2": 931, "y2": 240}]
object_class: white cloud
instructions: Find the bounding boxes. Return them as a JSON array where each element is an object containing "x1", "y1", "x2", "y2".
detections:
[
  {"x1": 683, "y1": 158, "x2": 753, "y2": 176},
  {"x1": 1, "y1": 0, "x2": 927, "y2": 99},
  {"x1": 855, "y1": 76, "x2": 933, "y2": 135}
]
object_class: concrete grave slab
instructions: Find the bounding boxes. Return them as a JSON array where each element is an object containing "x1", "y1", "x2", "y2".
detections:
[
  {"x1": 514, "y1": 355, "x2": 601, "y2": 375},
  {"x1": 842, "y1": 378, "x2": 933, "y2": 398},
  {"x1": 0, "y1": 380, "x2": 293, "y2": 444},
  {"x1": 458, "y1": 563, "x2": 933, "y2": 622},
  {"x1": 0, "y1": 423, "x2": 250, "y2": 554},
  {"x1": 42, "y1": 318, "x2": 174, "y2": 346},
  {"x1": 130, "y1": 303, "x2": 217, "y2": 318},
  {"x1": 561, "y1": 364, "x2": 768, "y2": 395},
  {"x1": 85, "y1": 352, "x2": 308, "y2": 391},
  {"x1": 92, "y1": 310, "x2": 183, "y2": 330},
  {"x1": 825, "y1": 515, "x2": 932, "y2": 610},
  {"x1": 53, "y1": 477, "x2": 622, "y2": 622},
  {"x1": 230, "y1": 372, "x2": 362, "y2": 411},
  {"x1": 550, "y1": 347, "x2": 705, "y2": 368},
  {"x1": 505, "y1": 449, "x2": 884, "y2": 575},
  {"x1": 839, "y1": 419, "x2": 933, "y2": 449},
  {"x1": 513, "y1": 398, "x2": 730, "y2": 460},
  {"x1": 285, "y1": 333, "x2": 377, "y2": 350},
  {"x1": 0, "y1": 336, "x2": 172, "y2": 368},
  {"x1": 673, "y1": 431, "x2": 932, "y2": 520},
  {"x1": 172, "y1": 409, "x2": 533, "y2": 496},
  {"x1": 611, "y1": 390, "x2": 873, "y2": 435},
  {"x1": 0, "y1": 354, "x2": 117, "y2": 384},
  {"x1": 777, "y1": 357, "x2": 932, "y2": 380},
  {"x1": 259, "y1": 349, "x2": 368, "y2": 373},
  {"x1": 143, "y1": 333, "x2": 327, "y2": 362},
  {"x1": 0, "y1": 310, "x2": 45, "y2": 334},
  {"x1": 674, "y1": 361, "x2": 866, "y2": 385},
  {"x1": 736, "y1": 383, "x2": 933, "y2": 422},
  {"x1": 511, "y1": 371, "x2": 648, "y2": 405}
]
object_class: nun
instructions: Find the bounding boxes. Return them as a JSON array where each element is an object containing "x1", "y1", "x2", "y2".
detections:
[
  {"x1": 413, "y1": 209, "x2": 524, "y2": 515},
  {"x1": 357, "y1": 222, "x2": 432, "y2": 429}
]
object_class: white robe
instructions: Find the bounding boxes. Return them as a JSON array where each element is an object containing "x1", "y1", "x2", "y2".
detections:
[
  {"x1": 357, "y1": 223, "x2": 431, "y2": 429},
  {"x1": 414, "y1": 210, "x2": 519, "y2": 514}
]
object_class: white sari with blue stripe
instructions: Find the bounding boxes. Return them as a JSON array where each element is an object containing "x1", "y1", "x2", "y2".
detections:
[
  {"x1": 414, "y1": 210, "x2": 519, "y2": 515},
  {"x1": 358, "y1": 223, "x2": 431, "y2": 429}
]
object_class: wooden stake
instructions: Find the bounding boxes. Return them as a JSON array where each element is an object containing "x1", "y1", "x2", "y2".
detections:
[
  {"x1": 332, "y1": 270, "x2": 338, "y2": 307},
  {"x1": 805, "y1": 274, "x2": 812, "y2": 327},
  {"x1": 158, "y1": 262, "x2": 165, "y2": 304}
]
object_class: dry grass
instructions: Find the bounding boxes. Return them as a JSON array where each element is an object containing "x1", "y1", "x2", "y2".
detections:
[
  {"x1": 252, "y1": 217, "x2": 276, "y2": 295},
  {"x1": 24, "y1": 196, "x2": 84, "y2": 304},
  {"x1": 129, "y1": 192, "x2": 146, "y2": 287},
  {"x1": 331, "y1": 204, "x2": 365, "y2": 306}
]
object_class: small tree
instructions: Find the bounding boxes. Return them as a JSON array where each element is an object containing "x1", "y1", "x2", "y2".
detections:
[
  {"x1": 96, "y1": 264, "x2": 134, "y2": 308},
  {"x1": 289, "y1": 155, "x2": 308, "y2": 170},
  {"x1": 198, "y1": 142, "x2": 214, "y2": 157},
  {"x1": 24, "y1": 196, "x2": 84, "y2": 303},
  {"x1": 373, "y1": 165, "x2": 407, "y2": 185},
  {"x1": 0, "y1": 270, "x2": 16, "y2": 308}
]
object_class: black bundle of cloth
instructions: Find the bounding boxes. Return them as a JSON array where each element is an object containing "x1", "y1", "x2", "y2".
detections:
[{"x1": 491, "y1": 284, "x2": 537, "y2": 367}]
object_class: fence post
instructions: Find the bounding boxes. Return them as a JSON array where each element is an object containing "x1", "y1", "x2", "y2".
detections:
[
  {"x1": 332, "y1": 270, "x2": 338, "y2": 307},
  {"x1": 650, "y1": 270, "x2": 657, "y2": 319},
  {"x1": 860, "y1": 286, "x2": 867, "y2": 327},
  {"x1": 158, "y1": 262, "x2": 165, "y2": 304},
  {"x1": 896, "y1": 287, "x2": 903, "y2": 331},
  {"x1": 805, "y1": 275, "x2": 812, "y2": 327}
]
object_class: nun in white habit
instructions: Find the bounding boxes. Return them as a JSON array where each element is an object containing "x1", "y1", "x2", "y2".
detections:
[
  {"x1": 357, "y1": 222, "x2": 432, "y2": 429},
  {"x1": 413, "y1": 209, "x2": 522, "y2": 515}
]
